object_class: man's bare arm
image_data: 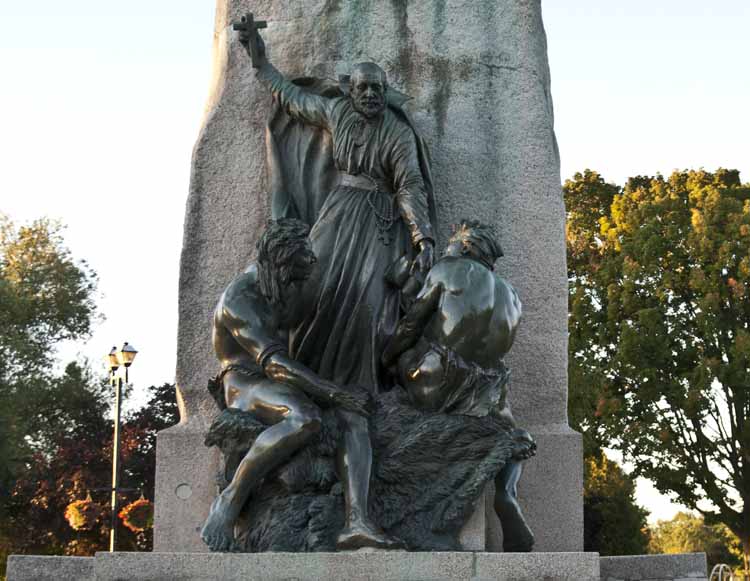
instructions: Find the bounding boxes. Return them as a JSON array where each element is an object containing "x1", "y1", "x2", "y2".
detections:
[
  {"x1": 382, "y1": 277, "x2": 442, "y2": 368},
  {"x1": 220, "y1": 284, "x2": 370, "y2": 416},
  {"x1": 263, "y1": 353, "x2": 370, "y2": 417}
]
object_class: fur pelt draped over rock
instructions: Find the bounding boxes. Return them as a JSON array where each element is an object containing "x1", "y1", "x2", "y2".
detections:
[{"x1": 205, "y1": 384, "x2": 530, "y2": 552}]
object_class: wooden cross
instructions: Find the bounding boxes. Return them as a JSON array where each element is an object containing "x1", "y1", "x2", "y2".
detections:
[{"x1": 232, "y1": 12, "x2": 267, "y2": 68}]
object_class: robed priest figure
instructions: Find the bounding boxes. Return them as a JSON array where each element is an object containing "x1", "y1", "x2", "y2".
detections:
[
  {"x1": 235, "y1": 12, "x2": 436, "y2": 551},
  {"x1": 238, "y1": 13, "x2": 437, "y2": 392}
]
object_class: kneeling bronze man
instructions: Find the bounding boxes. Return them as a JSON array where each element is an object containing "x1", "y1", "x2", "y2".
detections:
[
  {"x1": 202, "y1": 218, "x2": 399, "y2": 552},
  {"x1": 382, "y1": 219, "x2": 536, "y2": 552}
]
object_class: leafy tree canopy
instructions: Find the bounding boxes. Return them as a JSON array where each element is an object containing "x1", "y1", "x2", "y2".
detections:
[
  {"x1": 1, "y1": 374, "x2": 179, "y2": 571},
  {"x1": 0, "y1": 215, "x2": 97, "y2": 378},
  {"x1": 0, "y1": 215, "x2": 98, "y2": 497},
  {"x1": 565, "y1": 169, "x2": 750, "y2": 565},
  {"x1": 0, "y1": 215, "x2": 178, "y2": 578},
  {"x1": 649, "y1": 511, "x2": 741, "y2": 571},
  {"x1": 584, "y1": 451, "x2": 650, "y2": 556}
]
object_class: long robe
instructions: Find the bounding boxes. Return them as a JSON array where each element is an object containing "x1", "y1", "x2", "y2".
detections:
[{"x1": 258, "y1": 64, "x2": 437, "y2": 392}]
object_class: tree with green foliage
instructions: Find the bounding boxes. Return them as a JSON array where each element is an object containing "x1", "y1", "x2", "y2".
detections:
[
  {"x1": 0, "y1": 215, "x2": 179, "y2": 578},
  {"x1": 565, "y1": 170, "x2": 620, "y2": 455},
  {"x1": 584, "y1": 451, "x2": 650, "y2": 555},
  {"x1": 565, "y1": 168, "x2": 750, "y2": 569},
  {"x1": 3, "y1": 362, "x2": 114, "y2": 557},
  {"x1": 1, "y1": 375, "x2": 179, "y2": 575},
  {"x1": 0, "y1": 215, "x2": 98, "y2": 491},
  {"x1": 3, "y1": 377, "x2": 179, "y2": 558},
  {"x1": 650, "y1": 512, "x2": 741, "y2": 571}
]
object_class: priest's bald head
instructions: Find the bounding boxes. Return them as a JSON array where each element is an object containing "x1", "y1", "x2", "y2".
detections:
[{"x1": 349, "y1": 62, "x2": 388, "y2": 119}]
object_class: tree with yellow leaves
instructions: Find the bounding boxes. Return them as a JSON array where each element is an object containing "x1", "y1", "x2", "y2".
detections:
[{"x1": 565, "y1": 169, "x2": 750, "y2": 569}]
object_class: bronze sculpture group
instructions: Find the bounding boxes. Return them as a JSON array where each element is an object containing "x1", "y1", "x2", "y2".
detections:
[{"x1": 200, "y1": 13, "x2": 536, "y2": 554}]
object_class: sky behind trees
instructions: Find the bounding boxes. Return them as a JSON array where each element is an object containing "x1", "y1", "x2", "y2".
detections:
[{"x1": 1, "y1": 0, "x2": 748, "y2": 521}]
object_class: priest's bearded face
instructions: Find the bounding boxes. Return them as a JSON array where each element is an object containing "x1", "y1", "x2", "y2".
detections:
[{"x1": 350, "y1": 63, "x2": 387, "y2": 119}]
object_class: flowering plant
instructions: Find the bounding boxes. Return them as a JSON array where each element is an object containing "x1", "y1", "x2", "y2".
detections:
[
  {"x1": 64, "y1": 494, "x2": 102, "y2": 531},
  {"x1": 118, "y1": 497, "x2": 154, "y2": 532}
]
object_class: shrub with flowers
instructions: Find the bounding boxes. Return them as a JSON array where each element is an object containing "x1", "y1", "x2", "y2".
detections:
[
  {"x1": 64, "y1": 494, "x2": 102, "y2": 531},
  {"x1": 118, "y1": 497, "x2": 154, "y2": 533}
]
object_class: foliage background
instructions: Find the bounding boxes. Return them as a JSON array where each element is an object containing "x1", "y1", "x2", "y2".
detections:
[
  {"x1": 566, "y1": 168, "x2": 750, "y2": 569},
  {"x1": 0, "y1": 217, "x2": 178, "y2": 579}
]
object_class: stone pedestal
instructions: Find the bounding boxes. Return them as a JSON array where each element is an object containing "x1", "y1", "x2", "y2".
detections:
[
  {"x1": 154, "y1": 449, "x2": 492, "y2": 553},
  {"x1": 6, "y1": 556, "x2": 94, "y2": 581},
  {"x1": 153, "y1": 425, "x2": 218, "y2": 552},
  {"x1": 8, "y1": 551, "x2": 601, "y2": 581},
  {"x1": 7, "y1": 552, "x2": 710, "y2": 581},
  {"x1": 599, "y1": 553, "x2": 708, "y2": 581},
  {"x1": 457, "y1": 485, "x2": 488, "y2": 551},
  {"x1": 517, "y1": 424, "x2": 583, "y2": 551},
  {"x1": 158, "y1": 0, "x2": 581, "y2": 553}
]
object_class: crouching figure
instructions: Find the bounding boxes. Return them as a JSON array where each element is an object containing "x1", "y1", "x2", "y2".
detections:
[{"x1": 382, "y1": 219, "x2": 536, "y2": 552}]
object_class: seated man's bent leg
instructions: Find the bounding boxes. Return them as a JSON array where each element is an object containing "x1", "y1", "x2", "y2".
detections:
[{"x1": 201, "y1": 372, "x2": 322, "y2": 551}]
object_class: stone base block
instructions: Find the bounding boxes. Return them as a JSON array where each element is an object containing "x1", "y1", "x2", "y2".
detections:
[
  {"x1": 475, "y1": 552, "x2": 600, "y2": 580},
  {"x1": 600, "y1": 553, "x2": 708, "y2": 581},
  {"x1": 154, "y1": 425, "x2": 491, "y2": 553},
  {"x1": 6, "y1": 555, "x2": 94, "y2": 581},
  {"x1": 9, "y1": 550, "x2": 705, "y2": 581},
  {"x1": 152, "y1": 423, "x2": 581, "y2": 553},
  {"x1": 7, "y1": 551, "x2": 597, "y2": 581},
  {"x1": 7, "y1": 551, "x2": 601, "y2": 580},
  {"x1": 153, "y1": 423, "x2": 218, "y2": 552},
  {"x1": 516, "y1": 423, "x2": 583, "y2": 551},
  {"x1": 459, "y1": 483, "x2": 490, "y2": 550},
  {"x1": 94, "y1": 551, "x2": 476, "y2": 580}
]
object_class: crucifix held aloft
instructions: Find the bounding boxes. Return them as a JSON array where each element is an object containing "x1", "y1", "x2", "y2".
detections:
[{"x1": 232, "y1": 12, "x2": 267, "y2": 68}]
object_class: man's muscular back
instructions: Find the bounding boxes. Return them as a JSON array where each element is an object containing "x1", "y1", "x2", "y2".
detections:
[{"x1": 421, "y1": 257, "x2": 522, "y2": 370}]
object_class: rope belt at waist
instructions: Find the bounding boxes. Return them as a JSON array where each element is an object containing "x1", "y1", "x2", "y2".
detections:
[
  {"x1": 336, "y1": 173, "x2": 397, "y2": 245},
  {"x1": 337, "y1": 172, "x2": 393, "y2": 194}
]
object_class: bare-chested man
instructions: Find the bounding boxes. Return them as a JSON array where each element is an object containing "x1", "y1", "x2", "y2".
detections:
[
  {"x1": 201, "y1": 219, "x2": 400, "y2": 552},
  {"x1": 382, "y1": 219, "x2": 536, "y2": 552}
]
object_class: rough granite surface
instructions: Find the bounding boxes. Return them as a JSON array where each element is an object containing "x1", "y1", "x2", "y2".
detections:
[
  {"x1": 158, "y1": 0, "x2": 579, "y2": 552},
  {"x1": 94, "y1": 551, "x2": 475, "y2": 580},
  {"x1": 600, "y1": 553, "x2": 708, "y2": 581},
  {"x1": 6, "y1": 555, "x2": 94, "y2": 581},
  {"x1": 9, "y1": 551, "x2": 713, "y2": 581},
  {"x1": 93, "y1": 551, "x2": 597, "y2": 581},
  {"x1": 153, "y1": 425, "x2": 218, "y2": 551},
  {"x1": 458, "y1": 485, "x2": 488, "y2": 551},
  {"x1": 475, "y1": 552, "x2": 600, "y2": 581},
  {"x1": 7, "y1": 551, "x2": 712, "y2": 581}
]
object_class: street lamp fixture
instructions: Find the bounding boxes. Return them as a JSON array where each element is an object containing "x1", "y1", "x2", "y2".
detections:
[
  {"x1": 105, "y1": 341, "x2": 137, "y2": 552},
  {"x1": 106, "y1": 346, "x2": 119, "y2": 372},
  {"x1": 116, "y1": 342, "x2": 138, "y2": 368}
]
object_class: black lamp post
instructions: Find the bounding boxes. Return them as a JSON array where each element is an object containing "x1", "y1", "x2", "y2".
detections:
[{"x1": 105, "y1": 342, "x2": 138, "y2": 552}]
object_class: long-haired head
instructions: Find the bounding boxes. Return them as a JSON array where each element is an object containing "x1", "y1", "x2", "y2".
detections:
[
  {"x1": 446, "y1": 219, "x2": 503, "y2": 269},
  {"x1": 256, "y1": 218, "x2": 314, "y2": 304}
]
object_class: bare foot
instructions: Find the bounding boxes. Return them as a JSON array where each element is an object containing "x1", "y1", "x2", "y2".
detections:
[
  {"x1": 200, "y1": 496, "x2": 236, "y2": 552},
  {"x1": 503, "y1": 524, "x2": 535, "y2": 552},
  {"x1": 336, "y1": 520, "x2": 404, "y2": 551}
]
